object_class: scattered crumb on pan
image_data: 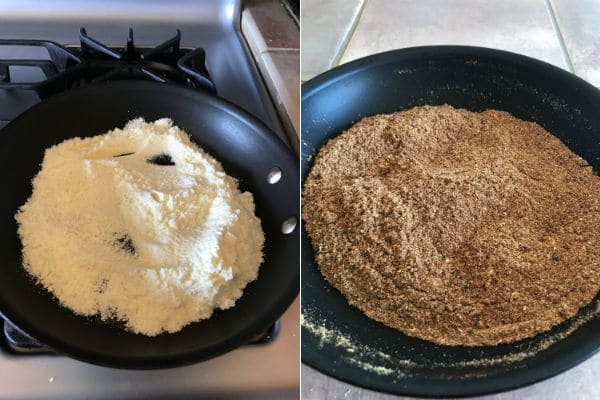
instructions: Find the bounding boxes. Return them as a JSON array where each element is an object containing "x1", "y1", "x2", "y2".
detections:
[{"x1": 302, "y1": 297, "x2": 600, "y2": 378}]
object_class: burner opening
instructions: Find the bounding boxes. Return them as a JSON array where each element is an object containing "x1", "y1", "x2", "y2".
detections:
[
  {"x1": 7, "y1": 65, "x2": 47, "y2": 83},
  {"x1": 0, "y1": 44, "x2": 51, "y2": 60}
]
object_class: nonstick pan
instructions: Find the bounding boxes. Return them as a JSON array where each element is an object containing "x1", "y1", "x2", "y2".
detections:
[
  {"x1": 0, "y1": 80, "x2": 299, "y2": 369},
  {"x1": 301, "y1": 46, "x2": 600, "y2": 397}
]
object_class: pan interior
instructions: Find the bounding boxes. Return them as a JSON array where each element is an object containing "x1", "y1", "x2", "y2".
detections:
[
  {"x1": 301, "y1": 46, "x2": 600, "y2": 397},
  {"x1": 0, "y1": 81, "x2": 299, "y2": 368}
]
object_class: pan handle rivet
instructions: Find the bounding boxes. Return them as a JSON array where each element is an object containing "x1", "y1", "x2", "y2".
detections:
[
  {"x1": 267, "y1": 167, "x2": 282, "y2": 184},
  {"x1": 281, "y1": 216, "x2": 297, "y2": 234}
]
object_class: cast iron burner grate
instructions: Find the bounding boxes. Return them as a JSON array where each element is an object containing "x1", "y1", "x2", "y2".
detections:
[{"x1": 0, "y1": 27, "x2": 216, "y2": 100}]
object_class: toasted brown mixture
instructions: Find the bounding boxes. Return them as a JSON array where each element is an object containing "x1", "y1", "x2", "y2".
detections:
[{"x1": 302, "y1": 105, "x2": 600, "y2": 346}]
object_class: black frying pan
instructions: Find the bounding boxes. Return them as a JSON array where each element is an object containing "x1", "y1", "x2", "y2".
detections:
[
  {"x1": 301, "y1": 46, "x2": 600, "y2": 397},
  {"x1": 0, "y1": 80, "x2": 299, "y2": 369}
]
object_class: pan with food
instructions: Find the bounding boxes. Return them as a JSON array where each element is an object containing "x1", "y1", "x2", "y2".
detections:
[
  {"x1": 0, "y1": 80, "x2": 299, "y2": 369},
  {"x1": 301, "y1": 46, "x2": 600, "y2": 397}
]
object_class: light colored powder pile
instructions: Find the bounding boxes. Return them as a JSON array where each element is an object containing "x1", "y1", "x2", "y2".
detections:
[{"x1": 16, "y1": 118, "x2": 264, "y2": 336}]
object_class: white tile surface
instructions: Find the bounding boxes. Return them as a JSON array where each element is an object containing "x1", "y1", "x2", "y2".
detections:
[
  {"x1": 302, "y1": 352, "x2": 600, "y2": 399},
  {"x1": 551, "y1": 0, "x2": 600, "y2": 86},
  {"x1": 339, "y1": 0, "x2": 567, "y2": 69},
  {"x1": 300, "y1": 0, "x2": 365, "y2": 80}
]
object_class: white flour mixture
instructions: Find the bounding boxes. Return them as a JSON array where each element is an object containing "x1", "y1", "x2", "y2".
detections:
[{"x1": 16, "y1": 118, "x2": 264, "y2": 336}]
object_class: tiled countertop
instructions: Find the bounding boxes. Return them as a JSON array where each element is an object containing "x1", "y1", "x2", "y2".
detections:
[
  {"x1": 242, "y1": 0, "x2": 299, "y2": 153},
  {"x1": 301, "y1": 0, "x2": 600, "y2": 398},
  {"x1": 301, "y1": 0, "x2": 600, "y2": 86}
]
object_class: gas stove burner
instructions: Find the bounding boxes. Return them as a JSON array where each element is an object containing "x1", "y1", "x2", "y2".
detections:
[
  {"x1": 0, "y1": 27, "x2": 216, "y2": 99},
  {"x1": 2, "y1": 318, "x2": 280, "y2": 354}
]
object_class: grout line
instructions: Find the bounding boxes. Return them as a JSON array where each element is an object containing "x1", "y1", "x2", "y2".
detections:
[
  {"x1": 261, "y1": 47, "x2": 300, "y2": 53},
  {"x1": 331, "y1": 0, "x2": 369, "y2": 67},
  {"x1": 544, "y1": 0, "x2": 575, "y2": 73}
]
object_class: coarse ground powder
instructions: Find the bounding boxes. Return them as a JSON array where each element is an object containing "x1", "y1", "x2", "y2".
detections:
[
  {"x1": 302, "y1": 105, "x2": 600, "y2": 346},
  {"x1": 16, "y1": 118, "x2": 264, "y2": 336}
]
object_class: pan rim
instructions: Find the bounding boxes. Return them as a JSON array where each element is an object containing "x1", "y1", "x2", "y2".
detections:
[{"x1": 302, "y1": 44, "x2": 600, "y2": 103}]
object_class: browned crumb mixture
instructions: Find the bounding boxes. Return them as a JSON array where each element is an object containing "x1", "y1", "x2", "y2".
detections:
[{"x1": 302, "y1": 105, "x2": 600, "y2": 346}]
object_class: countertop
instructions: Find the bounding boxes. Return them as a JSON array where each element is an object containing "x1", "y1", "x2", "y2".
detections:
[
  {"x1": 301, "y1": 0, "x2": 600, "y2": 398},
  {"x1": 242, "y1": 0, "x2": 300, "y2": 153}
]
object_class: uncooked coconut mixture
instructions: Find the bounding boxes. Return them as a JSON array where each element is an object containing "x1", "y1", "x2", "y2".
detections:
[
  {"x1": 16, "y1": 118, "x2": 264, "y2": 336},
  {"x1": 303, "y1": 105, "x2": 600, "y2": 346}
]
